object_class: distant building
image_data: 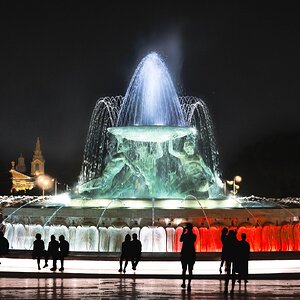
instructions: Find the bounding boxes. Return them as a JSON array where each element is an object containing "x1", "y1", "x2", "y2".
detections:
[
  {"x1": 10, "y1": 137, "x2": 45, "y2": 193},
  {"x1": 15, "y1": 153, "x2": 26, "y2": 173},
  {"x1": 31, "y1": 137, "x2": 45, "y2": 176},
  {"x1": 10, "y1": 161, "x2": 35, "y2": 192}
]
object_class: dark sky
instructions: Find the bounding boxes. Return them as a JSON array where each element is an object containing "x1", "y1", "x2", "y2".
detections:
[{"x1": 1, "y1": 0, "x2": 300, "y2": 197}]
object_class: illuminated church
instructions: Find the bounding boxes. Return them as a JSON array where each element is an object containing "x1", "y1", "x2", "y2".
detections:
[{"x1": 10, "y1": 137, "x2": 45, "y2": 193}]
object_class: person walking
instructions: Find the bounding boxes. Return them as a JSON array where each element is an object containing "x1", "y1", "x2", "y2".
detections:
[
  {"x1": 180, "y1": 223, "x2": 196, "y2": 292},
  {"x1": 46, "y1": 235, "x2": 59, "y2": 271},
  {"x1": 118, "y1": 234, "x2": 131, "y2": 273},
  {"x1": 130, "y1": 233, "x2": 142, "y2": 271},
  {"x1": 0, "y1": 231, "x2": 9, "y2": 264},
  {"x1": 219, "y1": 227, "x2": 228, "y2": 274},
  {"x1": 237, "y1": 233, "x2": 250, "y2": 284},
  {"x1": 223, "y1": 229, "x2": 239, "y2": 295},
  {"x1": 58, "y1": 235, "x2": 69, "y2": 271},
  {"x1": 32, "y1": 233, "x2": 45, "y2": 270}
]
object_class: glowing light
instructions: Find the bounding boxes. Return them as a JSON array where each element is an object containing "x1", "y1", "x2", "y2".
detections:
[
  {"x1": 234, "y1": 175, "x2": 242, "y2": 183},
  {"x1": 49, "y1": 193, "x2": 71, "y2": 205},
  {"x1": 123, "y1": 200, "x2": 150, "y2": 209},
  {"x1": 36, "y1": 175, "x2": 53, "y2": 190}
]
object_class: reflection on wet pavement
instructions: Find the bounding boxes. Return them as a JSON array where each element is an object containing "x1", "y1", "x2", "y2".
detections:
[{"x1": 0, "y1": 278, "x2": 299, "y2": 299}]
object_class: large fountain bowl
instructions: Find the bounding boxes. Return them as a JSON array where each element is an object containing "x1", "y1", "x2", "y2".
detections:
[{"x1": 108, "y1": 126, "x2": 195, "y2": 142}]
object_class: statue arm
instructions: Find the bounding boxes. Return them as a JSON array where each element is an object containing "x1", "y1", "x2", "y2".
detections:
[{"x1": 168, "y1": 140, "x2": 182, "y2": 159}]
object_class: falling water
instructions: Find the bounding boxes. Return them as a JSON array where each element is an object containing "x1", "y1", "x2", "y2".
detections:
[
  {"x1": 266, "y1": 198, "x2": 298, "y2": 220},
  {"x1": 180, "y1": 96, "x2": 220, "y2": 176},
  {"x1": 96, "y1": 199, "x2": 126, "y2": 227},
  {"x1": 4, "y1": 222, "x2": 299, "y2": 252},
  {"x1": 152, "y1": 198, "x2": 155, "y2": 226},
  {"x1": 79, "y1": 96, "x2": 122, "y2": 185},
  {"x1": 196, "y1": 200, "x2": 211, "y2": 229},
  {"x1": 44, "y1": 206, "x2": 64, "y2": 226},
  {"x1": 117, "y1": 52, "x2": 185, "y2": 127},
  {"x1": 233, "y1": 196, "x2": 260, "y2": 225},
  {"x1": 183, "y1": 195, "x2": 211, "y2": 228},
  {"x1": 2, "y1": 198, "x2": 41, "y2": 224}
]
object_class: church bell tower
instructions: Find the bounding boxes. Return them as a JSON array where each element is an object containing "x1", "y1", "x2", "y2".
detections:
[
  {"x1": 16, "y1": 153, "x2": 26, "y2": 173},
  {"x1": 31, "y1": 137, "x2": 45, "y2": 176}
]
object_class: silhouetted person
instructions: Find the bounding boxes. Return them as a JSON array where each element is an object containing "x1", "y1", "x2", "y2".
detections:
[
  {"x1": 58, "y1": 235, "x2": 69, "y2": 271},
  {"x1": 119, "y1": 234, "x2": 131, "y2": 273},
  {"x1": 223, "y1": 229, "x2": 239, "y2": 295},
  {"x1": 32, "y1": 233, "x2": 45, "y2": 270},
  {"x1": 130, "y1": 233, "x2": 142, "y2": 271},
  {"x1": 219, "y1": 227, "x2": 228, "y2": 274},
  {"x1": 45, "y1": 235, "x2": 59, "y2": 271},
  {"x1": 0, "y1": 231, "x2": 9, "y2": 264},
  {"x1": 237, "y1": 233, "x2": 250, "y2": 284},
  {"x1": 180, "y1": 223, "x2": 196, "y2": 292}
]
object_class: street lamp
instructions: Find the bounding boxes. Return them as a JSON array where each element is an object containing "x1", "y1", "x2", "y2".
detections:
[
  {"x1": 224, "y1": 175, "x2": 242, "y2": 196},
  {"x1": 36, "y1": 175, "x2": 53, "y2": 198},
  {"x1": 51, "y1": 178, "x2": 58, "y2": 196}
]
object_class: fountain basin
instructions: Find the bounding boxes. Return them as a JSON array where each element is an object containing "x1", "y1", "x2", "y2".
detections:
[
  {"x1": 107, "y1": 126, "x2": 195, "y2": 142},
  {"x1": 2, "y1": 203, "x2": 300, "y2": 252}
]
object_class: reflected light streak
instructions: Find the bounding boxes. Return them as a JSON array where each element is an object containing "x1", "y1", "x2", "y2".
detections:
[{"x1": 0, "y1": 258, "x2": 299, "y2": 275}]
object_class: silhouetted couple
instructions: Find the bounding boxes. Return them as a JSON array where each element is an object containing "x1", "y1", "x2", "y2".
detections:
[
  {"x1": 119, "y1": 233, "x2": 142, "y2": 273},
  {"x1": 180, "y1": 223, "x2": 196, "y2": 292},
  {"x1": 33, "y1": 234, "x2": 69, "y2": 271},
  {"x1": 221, "y1": 229, "x2": 250, "y2": 295}
]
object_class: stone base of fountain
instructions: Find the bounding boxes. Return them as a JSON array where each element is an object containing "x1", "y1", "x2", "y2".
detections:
[
  {"x1": 2, "y1": 196, "x2": 300, "y2": 253},
  {"x1": 3, "y1": 205, "x2": 299, "y2": 228}
]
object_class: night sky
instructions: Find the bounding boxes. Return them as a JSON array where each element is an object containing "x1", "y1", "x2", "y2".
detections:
[{"x1": 1, "y1": 0, "x2": 300, "y2": 197}]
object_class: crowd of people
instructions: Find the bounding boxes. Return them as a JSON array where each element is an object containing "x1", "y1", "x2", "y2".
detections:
[
  {"x1": 0, "y1": 224, "x2": 250, "y2": 294},
  {"x1": 178, "y1": 223, "x2": 250, "y2": 293}
]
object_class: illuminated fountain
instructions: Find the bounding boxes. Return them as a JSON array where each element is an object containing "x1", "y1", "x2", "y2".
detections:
[
  {"x1": 78, "y1": 52, "x2": 222, "y2": 199},
  {"x1": 2, "y1": 52, "x2": 300, "y2": 253}
]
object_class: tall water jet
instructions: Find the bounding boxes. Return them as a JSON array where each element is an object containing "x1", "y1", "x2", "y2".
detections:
[{"x1": 110, "y1": 52, "x2": 191, "y2": 142}]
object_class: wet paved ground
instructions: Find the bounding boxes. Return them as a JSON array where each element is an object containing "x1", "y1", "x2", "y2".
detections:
[
  {"x1": 0, "y1": 278, "x2": 300, "y2": 299},
  {"x1": 0, "y1": 258, "x2": 300, "y2": 299}
]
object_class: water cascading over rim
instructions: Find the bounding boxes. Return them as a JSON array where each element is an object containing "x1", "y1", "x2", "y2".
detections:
[{"x1": 108, "y1": 52, "x2": 194, "y2": 142}]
